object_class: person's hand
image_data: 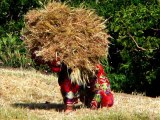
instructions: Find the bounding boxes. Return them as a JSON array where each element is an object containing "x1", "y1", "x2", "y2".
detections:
[{"x1": 48, "y1": 58, "x2": 62, "y2": 72}]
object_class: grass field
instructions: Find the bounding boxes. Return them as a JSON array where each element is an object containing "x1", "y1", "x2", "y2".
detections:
[{"x1": 0, "y1": 68, "x2": 160, "y2": 120}]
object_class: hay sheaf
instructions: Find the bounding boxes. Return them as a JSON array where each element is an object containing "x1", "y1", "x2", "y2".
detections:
[{"x1": 22, "y1": 2, "x2": 110, "y2": 83}]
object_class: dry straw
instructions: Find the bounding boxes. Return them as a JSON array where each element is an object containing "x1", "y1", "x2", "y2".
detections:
[{"x1": 22, "y1": 1, "x2": 110, "y2": 84}]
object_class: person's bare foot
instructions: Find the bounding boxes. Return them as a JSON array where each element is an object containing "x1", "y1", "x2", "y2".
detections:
[
  {"x1": 65, "y1": 109, "x2": 73, "y2": 114},
  {"x1": 64, "y1": 104, "x2": 73, "y2": 114}
]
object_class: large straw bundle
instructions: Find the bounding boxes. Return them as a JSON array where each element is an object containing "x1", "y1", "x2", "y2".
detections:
[{"x1": 22, "y1": 2, "x2": 110, "y2": 84}]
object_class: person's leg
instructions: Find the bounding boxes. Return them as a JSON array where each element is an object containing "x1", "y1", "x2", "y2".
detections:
[
  {"x1": 71, "y1": 83, "x2": 80, "y2": 104},
  {"x1": 80, "y1": 89, "x2": 95, "y2": 107},
  {"x1": 59, "y1": 79, "x2": 74, "y2": 113},
  {"x1": 80, "y1": 78, "x2": 97, "y2": 107},
  {"x1": 65, "y1": 82, "x2": 81, "y2": 113},
  {"x1": 64, "y1": 93, "x2": 74, "y2": 113}
]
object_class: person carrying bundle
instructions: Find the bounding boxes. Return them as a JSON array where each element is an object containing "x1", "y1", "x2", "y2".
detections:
[{"x1": 22, "y1": 1, "x2": 113, "y2": 113}]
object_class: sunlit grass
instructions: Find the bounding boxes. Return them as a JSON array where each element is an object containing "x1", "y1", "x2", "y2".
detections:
[
  {"x1": 0, "y1": 106, "x2": 41, "y2": 120},
  {"x1": 0, "y1": 68, "x2": 160, "y2": 120}
]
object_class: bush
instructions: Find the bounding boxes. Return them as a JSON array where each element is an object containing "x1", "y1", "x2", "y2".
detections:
[
  {"x1": 0, "y1": 0, "x2": 52, "y2": 69},
  {"x1": 108, "y1": 3, "x2": 160, "y2": 96},
  {"x1": 100, "y1": 58, "x2": 127, "y2": 91},
  {"x1": 0, "y1": 34, "x2": 33, "y2": 68}
]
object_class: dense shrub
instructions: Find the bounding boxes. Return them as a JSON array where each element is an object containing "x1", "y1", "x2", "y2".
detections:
[
  {"x1": 0, "y1": 34, "x2": 33, "y2": 68},
  {"x1": 0, "y1": 0, "x2": 51, "y2": 68},
  {"x1": 0, "y1": 0, "x2": 44, "y2": 35},
  {"x1": 108, "y1": 3, "x2": 160, "y2": 96}
]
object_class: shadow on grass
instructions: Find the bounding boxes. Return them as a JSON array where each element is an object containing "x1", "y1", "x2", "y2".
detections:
[{"x1": 12, "y1": 102, "x2": 82, "y2": 112}]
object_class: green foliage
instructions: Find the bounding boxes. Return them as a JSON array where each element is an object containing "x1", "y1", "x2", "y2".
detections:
[
  {"x1": 100, "y1": 58, "x2": 127, "y2": 91},
  {"x1": 0, "y1": 0, "x2": 52, "y2": 35},
  {"x1": 108, "y1": 3, "x2": 160, "y2": 95},
  {"x1": 108, "y1": 73, "x2": 127, "y2": 92},
  {"x1": 0, "y1": 0, "x2": 52, "y2": 69},
  {"x1": 0, "y1": 34, "x2": 33, "y2": 68},
  {"x1": 63, "y1": 0, "x2": 160, "y2": 96}
]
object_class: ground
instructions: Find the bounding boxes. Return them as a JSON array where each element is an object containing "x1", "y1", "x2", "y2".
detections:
[{"x1": 0, "y1": 68, "x2": 160, "y2": 120}]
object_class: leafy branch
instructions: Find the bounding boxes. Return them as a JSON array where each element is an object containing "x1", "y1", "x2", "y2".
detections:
[{"x1": 128, "y1": 32, "x2": 146, "y2": 51}]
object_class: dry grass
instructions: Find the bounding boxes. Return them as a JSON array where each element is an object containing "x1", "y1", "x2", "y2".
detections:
[{"x1": 0, "y1": 68, "x2": 160, "y2": 120}]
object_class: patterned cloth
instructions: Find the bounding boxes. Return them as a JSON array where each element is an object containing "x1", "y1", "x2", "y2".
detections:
[
  {"x1": 49, "y1": 61, "x2": 80, "y2": 105},
  {"x1": 60, "y1": 78, "x2": 80, "y2": 104},
  {"x1": 49, "y1": 60, "x2": 114, "y2": 109},
  {"x1": 90, "y1": 64, "x2": 114, "y2": 108}
]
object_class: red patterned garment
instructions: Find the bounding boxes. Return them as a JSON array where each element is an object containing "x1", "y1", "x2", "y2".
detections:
[
  {"x1": 90, "y1": 64, "x2": 114, "y2": 109},
  {"x1": 48, "y1": 60, "x2": 80, "y2": 105}
]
